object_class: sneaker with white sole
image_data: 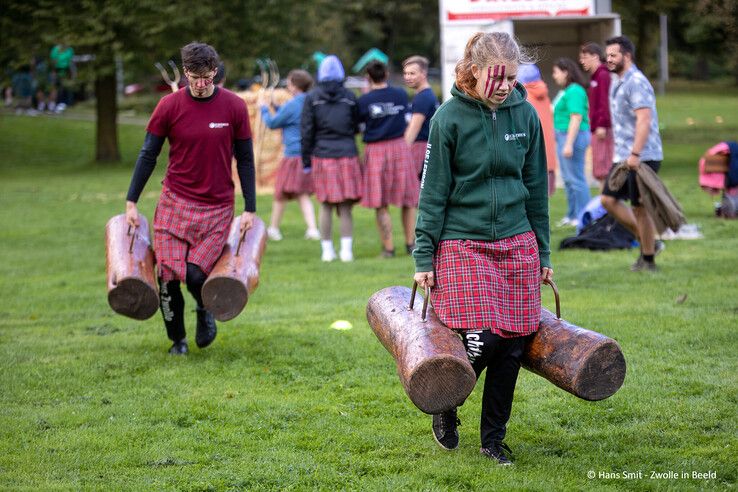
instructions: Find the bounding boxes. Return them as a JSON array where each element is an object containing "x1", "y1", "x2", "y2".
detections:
[
  {"x1": 267, "y1": 227, "x2": 283, "y2": 241},
  {"x1": 304, "y1": 228, "x2": 320, "y2": 240},
  {"x1": 432, "y1": 409, "x2": 460, "y2": 451},
  {"x1": 480, "y1": 441, "x2": 513, "y2": 465}
]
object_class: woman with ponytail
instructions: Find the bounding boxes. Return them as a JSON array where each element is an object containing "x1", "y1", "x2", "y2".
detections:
[{"x1": 412, "y1": 32, "x2": 552, "y2": 465}]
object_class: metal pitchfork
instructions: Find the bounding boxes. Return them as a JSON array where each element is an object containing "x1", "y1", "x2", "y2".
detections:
[
  {"x1": 254, "y1": 58, "x2": 280, "y2": 182},
  {"x1": 155, "y1": 60, "x2": 181, "y2": 93}
]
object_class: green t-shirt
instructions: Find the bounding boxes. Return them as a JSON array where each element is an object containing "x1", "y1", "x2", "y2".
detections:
[
  {"x1": 553, "y1": 83, "x2": 589, "y2": 132},
  {"x1": 50, "y1": 45, "x2": 74, "y2": 75}
]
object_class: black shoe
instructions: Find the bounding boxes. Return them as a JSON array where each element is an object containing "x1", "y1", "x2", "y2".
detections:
[
  {"x1": 406, "y1": 242, "x2": 416, "y2": 255},
  {"x1": 380, "y1": 248, "x2": 396, "y2": 259},
  {"x1": 432, "y1": 408, "x2": 460, "y2": 450},
  {"x1": 480, "y1": 441, "x2": 513, "y2": 465},
  {"x1": 195, "y1": 307, "x2": 217, "y2": 348},
  {"x1": 168, "y1": 339, "x2": 189, "y2": 355}
]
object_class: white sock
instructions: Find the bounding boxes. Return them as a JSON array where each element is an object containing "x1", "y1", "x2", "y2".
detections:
[
  {"x1": 340, "y1": 237, "x2": 352, "y2": 254},
  {"x1": 321, "y1": 240, "x2": 335, "y2": 254}
]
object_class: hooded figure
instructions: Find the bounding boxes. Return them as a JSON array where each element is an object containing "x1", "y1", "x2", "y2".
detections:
[{"x1": 519, "y1": 64, "x2": 557, "y2": 196}]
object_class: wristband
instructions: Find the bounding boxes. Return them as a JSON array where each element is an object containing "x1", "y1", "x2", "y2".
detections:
[{"x1": 630, "y1": 151, "x2": 641, "y2": 157}]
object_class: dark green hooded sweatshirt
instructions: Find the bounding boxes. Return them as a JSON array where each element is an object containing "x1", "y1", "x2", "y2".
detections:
[{"x1": 413, "y1": 83, "x2": 551, "y2": 272}]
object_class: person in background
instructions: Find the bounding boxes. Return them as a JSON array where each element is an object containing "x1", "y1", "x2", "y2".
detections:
[
  {"x1": 403, "y1": 55, "x2": 440, "y2": 237},
  {"x1": 602, "y1": 35, "x2": 665, "y2": 272},
  {"x1": 357, "y1": 61, "x2": 414, "y2": 257},
  {"x1": 49, "y1": 42, "x2": 75, "y2": 111},
  {"x1": 301, "y1": 55, "x2": 362, "y2": 262},
  {"x1": 260, "y1": 69, "x2": 320, "y2": 241},
  {"x1": 125, "y1": 42, "x2": 255, "y2": 355},
  {"x1": 552, "y1": 57, "x2": 591, "y2": 227},
  {"x1": 579, "y1": 42, "x2": 614, "y2": 186},
  {"x1": 413, "y1": 31, "x2": 551, "y2": 465},
  {"x1": 517, "y1": 63, "x2": 557, "y2": 196}
]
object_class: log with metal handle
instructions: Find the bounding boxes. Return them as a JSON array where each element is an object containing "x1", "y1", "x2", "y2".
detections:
[
  {"x1": 522, "y1": 279, "x2": 626, "y2": 401},
  {"x1": 105, "y1": 214, "x2": 159, "y2": 320},
  {"x1": 201, "y1": 215, "x2": 267, "y2": 321},
  {"x1": 367, "y1": 279, "x2": 626, "y2": 413},
  {"x1": 366, "y1": 284, "x2": 477, "y2": 415}
]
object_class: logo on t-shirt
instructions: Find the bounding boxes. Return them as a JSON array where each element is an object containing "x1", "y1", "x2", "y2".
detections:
[
  {"x1": 209, "y1": 122, "x2": 230, "y2": 129},
  {"x1": 504, "y1": 132, "x2": 527, "y2": 141},
  {"x1": 369, "y1": 102, "x2": 404, "y2": 119}
]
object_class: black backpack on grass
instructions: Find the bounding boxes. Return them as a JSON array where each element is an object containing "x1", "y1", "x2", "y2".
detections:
[{"x1": 559, "y1": 214, "x2": 635, "y2": 251}]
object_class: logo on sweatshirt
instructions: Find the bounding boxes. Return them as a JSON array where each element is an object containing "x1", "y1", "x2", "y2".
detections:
[
  {"x1": 504, "y1": 132, "x2": 527, "y2": 141},
  {"x1": 209, "y1": 122, "x2": 229, "y2": 129}
]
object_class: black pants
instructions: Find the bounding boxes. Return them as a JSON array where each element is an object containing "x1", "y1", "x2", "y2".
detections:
[
  {"x1": 158, "y1": 262, "x2": 208, "y2": 342},
  {"x1": 461, "y1": 330, "x2": 525, "y2": 447}
]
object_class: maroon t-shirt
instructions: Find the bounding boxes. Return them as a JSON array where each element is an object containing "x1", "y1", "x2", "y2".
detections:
[
  {"x1": 587, "y1": 63, "x2": 612, "y2": 130},
  {"x1": 147, "y1": 88, "x2": 251, "y2": 205}
]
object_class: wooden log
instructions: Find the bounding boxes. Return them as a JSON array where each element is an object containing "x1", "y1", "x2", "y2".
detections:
[
  {"x1": 366, "y1": 285, "x2": 477, "y2": 415},
  {"x1": 523, "y1": 283, "x2": 626, "y2": 401},
  {"x1": 201, "y1": 215, "x2": 267, "y2": 321},
  {"x1": 105, "y1": 214, "x2": 159, "y2": 320}
]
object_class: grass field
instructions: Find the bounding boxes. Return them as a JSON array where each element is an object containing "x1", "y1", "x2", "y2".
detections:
[{"x1": 1, "y1": 83, "x2": 737, "y2": 491}]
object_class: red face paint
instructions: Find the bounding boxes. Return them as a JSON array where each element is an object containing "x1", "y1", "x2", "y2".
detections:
[{"x1": 486, "y1": 65, "x2": 499, "y2": 99}]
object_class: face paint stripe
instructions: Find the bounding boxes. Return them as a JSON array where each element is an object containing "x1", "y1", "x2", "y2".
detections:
[
  {"x1": 496, "y1": 65, "x2": 506, "y2": 94},
  {"x1": 484, "y1": 67, "x2": 491, "y2": 98}
]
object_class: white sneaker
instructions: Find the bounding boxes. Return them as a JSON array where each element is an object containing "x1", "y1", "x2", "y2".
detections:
[
  {"x1": 304, "y1": 228, "x2": 320, "y2": 240},
  {"x1": 339, "y1": 249, "x2": 354, "y2": 262},
  {"x1": 322, "y1": 249, "x2": 337, "y2": 262},
  {"x1": 321, "y1": 240, "x2": 336, "y2": 262},
  {"x1": 556, "y1": 217, "x2": 574, "y2": 227},
  {"x1": 267, "y1": 227, "x2": 283, "y2": 241}
]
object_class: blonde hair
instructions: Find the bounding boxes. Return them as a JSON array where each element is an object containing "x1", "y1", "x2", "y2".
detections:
[{"x1": 455, "y1": 32, "x2": 532, "y2": 98}]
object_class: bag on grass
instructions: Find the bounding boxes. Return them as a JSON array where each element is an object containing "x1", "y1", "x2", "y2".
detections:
[{"x1": 560, "y1": 214, "x2": 635, "y2": 251}]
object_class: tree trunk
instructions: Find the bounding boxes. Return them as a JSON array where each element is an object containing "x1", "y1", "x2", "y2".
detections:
[{"x1": 95, "y1": 73, "x2": 120, "y2": 162}]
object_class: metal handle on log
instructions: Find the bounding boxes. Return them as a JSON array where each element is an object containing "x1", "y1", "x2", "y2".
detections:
[
  {"x1": 126, "y1": 225, "x2": 136, "y2": 254},
  {"x1": 408, "y1": 281, "x2": 431, "y2": 322},
  {"x1": 543, "y1": 278, "x2": 560, "y2": 319},
  {"x1": 235, "y1": 226, "x2": 247, "y2": 257}
]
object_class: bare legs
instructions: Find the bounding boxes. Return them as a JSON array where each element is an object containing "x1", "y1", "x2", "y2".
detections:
[
  {"x1": 320, "y1": 201, "x2": 354, "y2": 262},
  {"x1": 269, "y1": 194, "x2": 318, "y2": 240},
  {"x1": 601, "y1": 195, "x2": 656, "y2": 256}
]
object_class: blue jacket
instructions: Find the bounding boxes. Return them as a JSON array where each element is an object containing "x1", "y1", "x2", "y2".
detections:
[
  {"x1": 260, "y1": 93, "x2": 305, "y2": 157},
  {"x1": 301, "y1": 80, "x2": 359, "y2": 168}
]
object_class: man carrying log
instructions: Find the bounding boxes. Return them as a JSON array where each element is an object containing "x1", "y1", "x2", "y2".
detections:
[{"x1": 125, "y1": 42, "x2": 255, "y2": 355}]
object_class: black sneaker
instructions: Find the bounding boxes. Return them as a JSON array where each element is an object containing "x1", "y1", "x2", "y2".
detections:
[
  {"x1": 432, "y1": 409, "x2": 460, "y2": 450},
  {"x1": 168, "y1": 339, "x2": 189, "y2": 355},
  {"x1": 195, "y1": 307, "x2": 217, "y2": 348},
  {"x1": 380, "y1": 248, "x2": 396, "y2": 259},
  {"x1": 405, "y1": 243, "x2": 416, "y2": 255},
  {"x1": 480, "y1": 441, "x2": 513, "y2": 465},
  {"x1": 655, "y1": 239, "x2": 665, "y2": 256}
]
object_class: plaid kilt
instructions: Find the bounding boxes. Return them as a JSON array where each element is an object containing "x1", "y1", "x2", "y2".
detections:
[
  {"x1": 361, "y1": 137, "x2": 413, "y2": 208},
  {"x1": 312, "y1": 156, "x2": 363, "y2": 204},
  {"x1": 274, "y1": 156, "x2": 313, "y2": 200},
  {"x1": 402, "y1": 141, "x2": 427, "y2": 208},
  {"x1": 591, "y1": 129, "x2": 614, "y2": 180},
  {"x1": 153, "y1": 187, "x2": 233, "y2": 282},
  {"x1": 432, "y1": 232, "x2": 541, "y2": 336}
]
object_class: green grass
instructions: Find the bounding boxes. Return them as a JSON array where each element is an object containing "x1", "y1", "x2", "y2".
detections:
[{"x1": 0, "y1": 84, "x2": 737, "y2": 491}]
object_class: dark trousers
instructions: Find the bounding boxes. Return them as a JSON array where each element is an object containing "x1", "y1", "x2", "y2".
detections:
[
  {"x1": 158, "y1": 262, "x2": 207, "y2": 342},
  {"x1": 461, "y1": 330, "x2": 525, "y2": 447}
]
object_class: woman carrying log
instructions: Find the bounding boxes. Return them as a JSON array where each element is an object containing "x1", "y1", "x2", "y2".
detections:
[{"x1": 413, "y1": 32, "x2": 553, "y2": 465}]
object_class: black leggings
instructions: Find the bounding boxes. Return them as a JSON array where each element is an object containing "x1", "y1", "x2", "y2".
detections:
[
  {"x1": 461, "y1": 330, "x2": 525, "y2": 447},
  {"x1": 158, "y1": 262, "x2": 208, "y2": 342}
]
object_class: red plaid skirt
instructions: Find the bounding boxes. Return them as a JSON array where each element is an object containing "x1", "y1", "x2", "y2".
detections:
[
  {"x1": 274, "y1": 156, "x2": 313, "y2": 200},
  {"x1": 591, "y1": 129, "x2": 614, "y2": 180},
  {"x1": 432, "y1": 232, "x2": 541, "y2": 336},
  {"x1": 402, "y1": 141, "x2": 427, "y2": 208},
  {"x1": 153, "y1": 187, "x2": 233, "y2": 282},
  {"x1": 312, "y1": 156, "x2": 363, "y2": 204},
  {"x1": 361, "y1": 137, "x2": 413, "y2": 208}
]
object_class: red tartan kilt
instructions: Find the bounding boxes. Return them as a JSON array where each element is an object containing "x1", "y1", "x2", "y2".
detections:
[
  {"x1": 591, "y1": 128, "x2": 614, "y2": 180},
  {"x1": 402, "y1": 141, "x2": 427, "y2": 208},
  {"x1": 361, "y1": 137, "x2": 413, "y2": 208},
  {"x1": 274, "y1": 156, "x2": 313, "y2": 200},
  {"x1": 153, "y1": 187, "x2": 233, "y2": 282},
  {"x1": 431, "y1": 232, "x2": 541, "y2": 336},
  {"x1": 312, "y1": 156, "x2": 363, "y2": 204}
]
